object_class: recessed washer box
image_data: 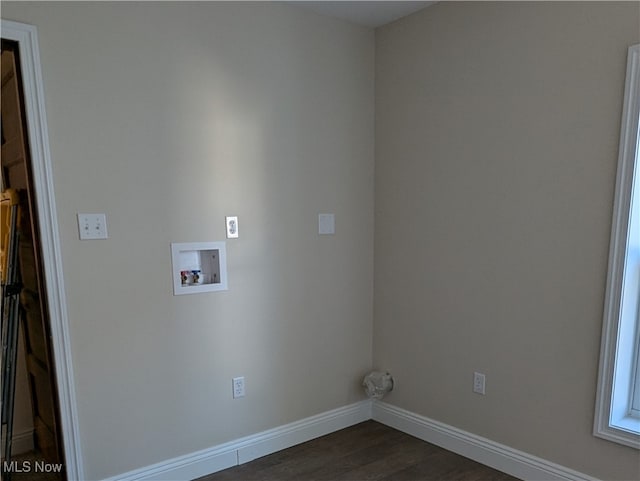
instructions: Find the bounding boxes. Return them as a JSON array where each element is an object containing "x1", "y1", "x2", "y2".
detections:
[{"x1": 171, "y1": 242, "x2": 228, "y2": 295}]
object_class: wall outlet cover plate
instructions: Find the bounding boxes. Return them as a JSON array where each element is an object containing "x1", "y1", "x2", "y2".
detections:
[
  {"x1": 318, "y1": 213, "x2": 335, "y2": 235},
  {"x1": 226, "y1": 216, "x2": 239, "y2": 238}
]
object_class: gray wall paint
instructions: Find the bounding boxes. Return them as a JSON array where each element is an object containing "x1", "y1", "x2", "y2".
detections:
[
  {"x1": 374, "y1": 2, "x2": 639, "y2": 480},
  {"x1": 2, "y1": 2, "x2": 374, "y2": 479}
]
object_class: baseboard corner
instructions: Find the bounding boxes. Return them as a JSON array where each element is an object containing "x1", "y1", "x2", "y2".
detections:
[{"x1": 372, "y1": 401, "x2": 601, "y2": 481}]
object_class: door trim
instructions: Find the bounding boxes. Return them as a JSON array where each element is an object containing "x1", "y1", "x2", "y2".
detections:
[{"x1": 1, "y1": 19, "x2": 84, "y2": 480}]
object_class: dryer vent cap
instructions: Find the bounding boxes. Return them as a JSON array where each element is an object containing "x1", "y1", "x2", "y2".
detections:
[{"x1": 363, "y1": 371, "x2": 394, "y2": 400}]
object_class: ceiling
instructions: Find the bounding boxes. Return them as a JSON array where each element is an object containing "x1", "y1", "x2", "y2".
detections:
[{"x1": 292, "y1": 1, "x2": 435, "y2": 28}]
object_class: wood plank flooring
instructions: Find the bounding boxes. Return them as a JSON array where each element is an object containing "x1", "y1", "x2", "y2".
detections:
[{"x1": 197, "y1": 421, "x2": 520, "y2": 481}]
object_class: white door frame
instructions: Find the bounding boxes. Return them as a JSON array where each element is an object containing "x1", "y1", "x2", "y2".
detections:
[{"x1": 1, "y1": 19, "x2": 84, "y2": 479}]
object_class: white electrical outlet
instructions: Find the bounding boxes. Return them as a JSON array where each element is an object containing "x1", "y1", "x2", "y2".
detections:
[
  {"x1": 77, "y1": 213, "x2": 108, "y2": 240},
  {"x1": 232, "y1": 377, "x2": 245, "y2": 398},
  {"x1": 473, "y1": 372, "x2": 486, "y2": 395},
  {"x1": 226, "y1": 216, "x2": 239, "y2": 239}
]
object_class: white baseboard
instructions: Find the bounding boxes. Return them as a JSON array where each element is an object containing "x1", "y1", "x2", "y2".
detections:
[
  {"x1": 104, "y1": 399, "x2": 600, "y2": 481},
  {"x1": 235, "y1": 400, "x2": 372, "y2": 464},
  {"x1": 104, "y1": 400, "x2": 371, "y2": 481},
  {"x1": 1, "y1": 428, "x2": 34, "y2": 455},
  {"x1": 372, "y1": 401, "x2": 600, "y2": 481}
]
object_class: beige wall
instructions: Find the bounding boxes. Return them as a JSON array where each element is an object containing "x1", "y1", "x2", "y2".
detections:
[
  {"x1": 2, "y1": 2, "x2": 374, "y2": 479},
  {"x1": 374, "y1": 2, "x2": 639, "y2": 480},
  {"x1": 3, "y1": 1, "x2": 639, "y2": 480}
]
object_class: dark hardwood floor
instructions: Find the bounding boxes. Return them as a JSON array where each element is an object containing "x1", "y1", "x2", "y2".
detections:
[{"x1": 197, "y1": 421, "x2": 520, "y2": 481}]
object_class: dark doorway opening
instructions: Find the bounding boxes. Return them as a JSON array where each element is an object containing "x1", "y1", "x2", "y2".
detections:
[{"x1": 1, "y1": 39, "x2": 65, "y2": 480}]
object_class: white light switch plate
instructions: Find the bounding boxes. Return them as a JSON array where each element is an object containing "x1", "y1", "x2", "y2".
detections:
[
  {"x1": 78, "y1": 213, "x2": 108, "y2": 240},
  {"x1": 318, "y1": 213, "x2": 335, "y2": 235}
]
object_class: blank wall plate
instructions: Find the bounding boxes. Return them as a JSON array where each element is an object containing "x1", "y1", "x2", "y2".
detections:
[
  {"x1": 318, "y1": 213, "x2": 335, "y2": 235},
  {"x1": 77, "y1": 213, "x2": 108, "y2": 240}
]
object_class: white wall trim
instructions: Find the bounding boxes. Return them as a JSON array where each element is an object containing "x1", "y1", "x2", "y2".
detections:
[
  {"x1": 235, "y1": 399, "x2": 372, "y2": 464},
  {"x1": 1, "y1": 19, "x2": 84, "y2": 480},
  {"x1": 103, "y1": 399, "x2": 602, "y2": 481},
  {"x1": 102, "y1": 400, "x2": 372, "y2": 481},
  {"x1": 593, "y1": 43, "x2": 640, "y2": 449},
  {"x1": 372, "y1": 401, "x2": 601, "y2": 481}
]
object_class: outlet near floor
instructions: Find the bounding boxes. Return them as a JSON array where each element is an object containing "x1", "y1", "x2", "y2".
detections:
[
  {"x1": 233, "y1": 377, "x2": 245, "y2": 398},
  {"x1": 473, "y1": 372, "x2": 486, "y2": 395}
]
